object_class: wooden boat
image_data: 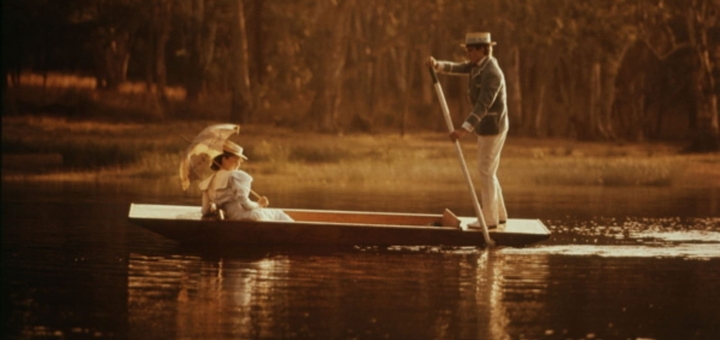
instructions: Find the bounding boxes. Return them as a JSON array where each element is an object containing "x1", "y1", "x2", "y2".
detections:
[{"x1": 128, "y1": 203, "x2": 550, "y2": 247}]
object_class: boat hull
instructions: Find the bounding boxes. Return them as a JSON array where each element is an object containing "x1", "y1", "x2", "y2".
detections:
[{"x1": 128, "y1": 203, "x2": 550, "y2": 247}]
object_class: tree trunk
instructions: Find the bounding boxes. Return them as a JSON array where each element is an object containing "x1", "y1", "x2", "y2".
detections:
[
  {"x1": 144, "y1": 32, "x2": 154, "y2": 93},
  {"x1": 231, "y1": 0, "x2": 253, "y2": 123},
  {"x1": 506, "y1": 45, "x2": 522, "y2": 135},
  {"x1": 587, "y1": 62, "x2": 603, "y2": 140},
  {"x1": 533, "y1": 84, "x2": 546, "y2": 137},
  {"x1": 186, "y1": 0, "x2": 217, "y2": 102},
  {"x1": 252, "y1": 0, "x2": 265, "y2": 85},
  {"x1": 519, "y1": 50, "x2": 535, "y2": 135},
  {"x1": 93, "y1": 31, "x2": 132, "y2": 90},
  {"x1": 686, "y1": 1, "x2": 720, "y2": 151},
  {"x1": 689, "y1": 67, "x2": 720, "y2": 151},
  {"x1": 599, "y1": 60, "x2": 618, "y2": 140},
  {"x1": 597, "y1": 38, "x2": 635, "y2": 141},
  {"x1": 306, "y1": 0, "x2": 354, "y2": 132},
  {"x1": 154, "y1": 0, "x2": 173, "y2": 105},
  {"x1": 523, "y1": 46, "x2": 558, "y2": 137},
  {"x1": 401, "y1": 51, "x2": 416, "y2": 137},
  {"x1": 557, "y1": 55, "x2": 584, "y2": 138}
]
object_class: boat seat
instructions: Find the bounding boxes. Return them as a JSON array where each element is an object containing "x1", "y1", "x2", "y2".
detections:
[{"x1": 441, "y1": 209, "x2": 461, "y2": 228}]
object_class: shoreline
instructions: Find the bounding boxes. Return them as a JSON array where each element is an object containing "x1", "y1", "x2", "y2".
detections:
[{"x1": 3, "y1": 117, "x2": 719, "y2": 190}]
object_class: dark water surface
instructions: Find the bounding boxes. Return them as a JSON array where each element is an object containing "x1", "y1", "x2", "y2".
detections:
[{"x1": 2, "y1": 181, "x2": 719, "y2": 340}]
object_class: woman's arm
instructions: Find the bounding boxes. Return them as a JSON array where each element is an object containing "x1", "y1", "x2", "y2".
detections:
[{"x1": 230, "y1": 171, "x2": 260, "y2": 210}]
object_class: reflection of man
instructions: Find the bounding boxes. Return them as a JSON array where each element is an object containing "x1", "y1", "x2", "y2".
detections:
[{"x1": 428, "y1": 32, "x2": 508, "y2": 229}]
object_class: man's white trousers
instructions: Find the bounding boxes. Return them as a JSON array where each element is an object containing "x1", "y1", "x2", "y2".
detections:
[{"x1": 476, "y1": 131, "x2": 508, "y2": 226}]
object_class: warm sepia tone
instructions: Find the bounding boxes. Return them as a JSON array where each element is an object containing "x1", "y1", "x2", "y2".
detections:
[
  {"x1": 2, "y1": 1, "x2": 719, "y2": 340},
  {"x1": 3, "y1": 0, "x2": 719, "y2": 149}
]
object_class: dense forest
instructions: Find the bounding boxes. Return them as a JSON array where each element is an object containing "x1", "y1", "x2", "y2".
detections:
[{"x1": 2, "y1": 0, "x2": 719, "y2": 150}]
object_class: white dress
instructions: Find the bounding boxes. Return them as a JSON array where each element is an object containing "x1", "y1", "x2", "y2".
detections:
[{"x1": 199, "y1": 169, "x2": 293, "y2": 221}]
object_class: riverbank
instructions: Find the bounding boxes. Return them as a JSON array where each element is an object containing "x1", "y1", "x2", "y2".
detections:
[{"x1": 3, "y1": 116, "x2": 719, "y2": 192}]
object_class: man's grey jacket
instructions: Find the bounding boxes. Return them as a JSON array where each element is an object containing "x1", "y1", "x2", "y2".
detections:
[{"x1": 436, "y1": 56, "x2": 508, "y2": 136}]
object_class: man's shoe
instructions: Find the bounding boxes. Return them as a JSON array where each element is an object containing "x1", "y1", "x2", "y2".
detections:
[{"x1": 467, "y1": 220, "x2": 497, "y2": 229}]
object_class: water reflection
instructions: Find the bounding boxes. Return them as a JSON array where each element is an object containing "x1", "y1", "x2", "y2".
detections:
[
  {"x1": 128, "y1": 253, "x2": 290, "y2": 339},
  {"x1": 535, "y1": 216, "x2": 720, "y2": 259},
  {"x1": 504, "y1": 243, "x2": 720, "y2": 260},
  {"x1": 126, "y1": 248, "x2": 557, "y2": 339},
  {"x1": 4, "y1": 180, "x2": 717, "y2": 218},
  {"x1": 4, "y1": 181, "x2": 720, "y2": 339}
]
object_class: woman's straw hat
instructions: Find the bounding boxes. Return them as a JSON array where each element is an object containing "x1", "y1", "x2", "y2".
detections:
[{"x1": 223, "y1": 140, "x2": 248, "y2": 160}]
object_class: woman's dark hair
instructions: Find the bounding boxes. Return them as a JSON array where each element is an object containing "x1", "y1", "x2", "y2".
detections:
[{"x1": 210, "y1": 151, "x2": 235, "y2": 171}]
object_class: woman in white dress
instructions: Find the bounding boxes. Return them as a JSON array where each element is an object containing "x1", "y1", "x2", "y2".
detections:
[{"x1": 199, "y1": 140, "x2": 293, "y2": 221}]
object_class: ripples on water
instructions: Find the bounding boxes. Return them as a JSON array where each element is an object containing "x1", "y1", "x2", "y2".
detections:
[
  {"x1": 527, "y1": 216, "x2": 720, "y2": 260},
  {"x1": 2, "y1": 182, "x2": 720, "y2": 339}
]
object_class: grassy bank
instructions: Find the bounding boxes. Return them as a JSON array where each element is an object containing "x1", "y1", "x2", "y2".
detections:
[{"x1": 2, "y1": 116, "x2": 719, "y2": 191}]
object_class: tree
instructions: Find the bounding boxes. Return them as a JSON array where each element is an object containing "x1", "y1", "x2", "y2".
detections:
[
  {"x1": 490, "y1": 0, "x2": 576, "y2": 137},
  {"x1": 640, "y1": 0, "x2": 719, "y2": 151},
  {"x1": 230, "y1": 0, "x2": 253, "y2": 123},
  {"x1": 304, "y1": 0, "x2": 355, "y2": 132},
  {"x1": 4, "y1": 0, "x2": 717, "y2": 144},
  {"x1": 179, "y1": 0, "x2": 219, "y2": 102},
  {"x1": 685, "y1": 0, "x2": 720, "y2": 151},
  {"x1": 559, "y1": 1, "x2": 640, "y2": 141},
  {"x1": 89, "y1": 0, "x2": 143, "y2": 90},
  {"x1": 250, "y1": 0, "x2": 266, "y2": 85},
  {"x1": 151, "y1": 0, "x2": 174, "y2": 105}
]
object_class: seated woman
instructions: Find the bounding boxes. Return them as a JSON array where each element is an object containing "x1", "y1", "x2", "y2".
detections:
[{"x1": 199, "y1": 140, "x2": 293, "y2": 221}]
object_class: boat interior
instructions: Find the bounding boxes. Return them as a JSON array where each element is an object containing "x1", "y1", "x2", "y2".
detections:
[{"x1": 284, "y1": 208, "x2": 462, "y2": 228}]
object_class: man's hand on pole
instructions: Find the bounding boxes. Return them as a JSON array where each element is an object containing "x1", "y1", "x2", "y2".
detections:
[
  {"x1": 426, "y1": 56, "x2": 437, "y2": 70},
  {"x1": 450, "y1": 128, "x2": 468, "y2": 142}
]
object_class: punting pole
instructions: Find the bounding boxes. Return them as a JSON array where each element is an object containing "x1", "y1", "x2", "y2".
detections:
[{"x1": 428, "y1": 66, "x2": 495, "y2": 247}]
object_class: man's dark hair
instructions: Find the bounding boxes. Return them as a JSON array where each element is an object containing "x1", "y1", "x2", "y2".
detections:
[{"x1": 468, "y1": 44, "x2": 491, "y2": 55}]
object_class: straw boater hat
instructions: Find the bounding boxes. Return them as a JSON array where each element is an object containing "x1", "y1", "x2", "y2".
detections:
[
  {"x1": 211, "y1": 140, "x2": 248, "y2": 170},
  {"x1": 462, "y1": 32, "x2": 497, "y2": 46},
  {"x1": 223, "y1": 140, "x2": 248, "y2": 160}
]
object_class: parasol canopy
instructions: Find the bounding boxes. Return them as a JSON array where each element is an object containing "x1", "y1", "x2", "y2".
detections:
[{"x1": 179, "y1": 124, "x2": 240, "y2": 191}]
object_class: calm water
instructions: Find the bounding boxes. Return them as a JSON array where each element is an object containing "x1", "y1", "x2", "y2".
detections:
[{"x1": 2, "y1": 181, "x2": 719, "y2": 340}]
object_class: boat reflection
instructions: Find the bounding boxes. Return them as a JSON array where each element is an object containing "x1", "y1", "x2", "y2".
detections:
[
  {"x1": 128, "y1": 252, "x2": 292, "y2": 339},
  {"x1": 127, "y1": 248, "x2": 552, "y2": 339}
]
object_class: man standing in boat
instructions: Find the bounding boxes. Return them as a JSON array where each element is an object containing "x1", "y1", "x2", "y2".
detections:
[{"x1": 427, "y1": 32, "x2": 508, "y2": 229}]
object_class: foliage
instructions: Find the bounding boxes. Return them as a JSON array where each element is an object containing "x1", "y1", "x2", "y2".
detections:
[{"x1": 2, "y1": 0, "x2": 718, "y2": 149}]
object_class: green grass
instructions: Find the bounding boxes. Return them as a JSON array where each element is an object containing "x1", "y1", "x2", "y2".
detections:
[
  {"x1": 2, "y1": 116, "x2": 718, "y2": 190},
  {"x1": 503, "y1": 157, "x2": 683, "y2": 187}
]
